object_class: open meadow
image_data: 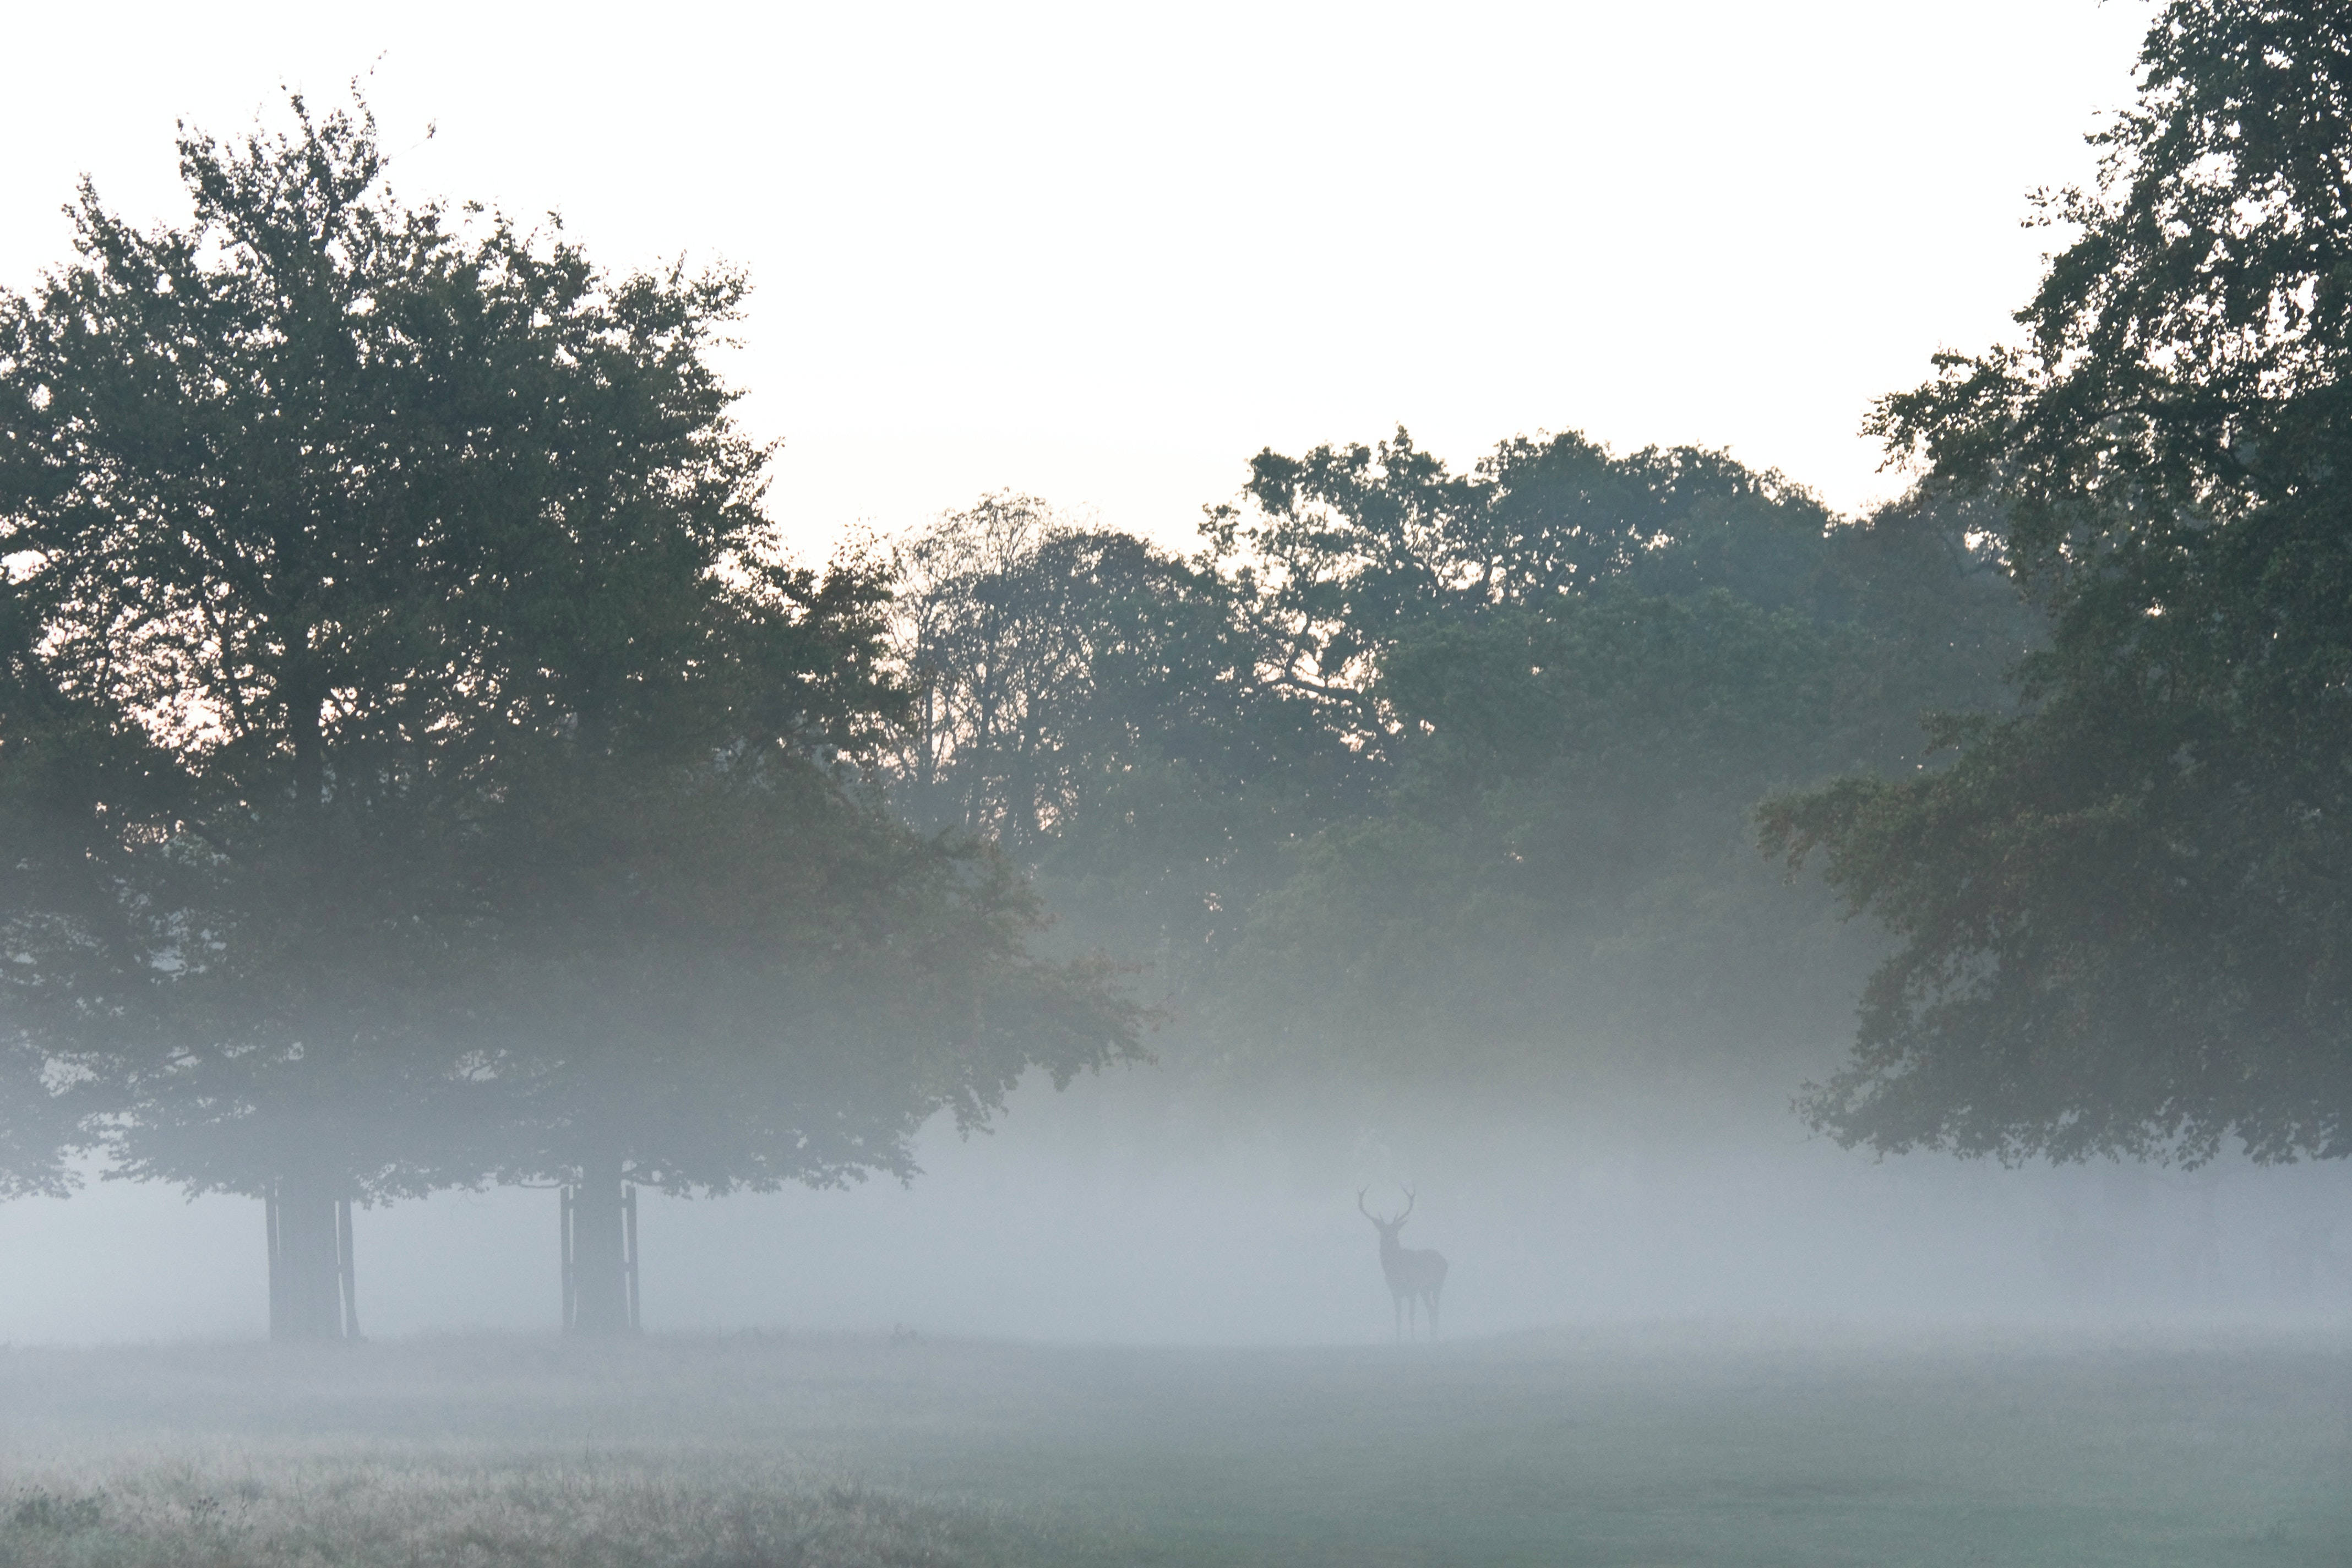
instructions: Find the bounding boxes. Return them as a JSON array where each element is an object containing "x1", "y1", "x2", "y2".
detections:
[{"x1": 1, "y1": 1325, "x2": 2346, "y2": 1567}]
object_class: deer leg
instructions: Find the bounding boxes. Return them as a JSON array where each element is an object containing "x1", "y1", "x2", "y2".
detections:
[
  {"x1": 1427, "y1": 1288, "x2": 1440, "y2": 1340},
  {"x1": 1393, "y1": 1292, "x2": 1403, "y2": 1341}
]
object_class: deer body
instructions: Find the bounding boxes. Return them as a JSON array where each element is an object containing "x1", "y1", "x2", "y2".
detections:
[{"x1": 1359, "y1": 1188, "x2": 1447, "y2": 1340}]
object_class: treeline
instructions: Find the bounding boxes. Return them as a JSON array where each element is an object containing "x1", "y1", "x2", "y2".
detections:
[
  {"x1": 886, "y1": 0, "x2": 2352, "y2": 1191},
  {"x1": 876, "y1": 447, "x2": 2029, "y2": 1106},
  {"x1": 0, "y1": 88, "x2": 2032, "y2": 1340}
]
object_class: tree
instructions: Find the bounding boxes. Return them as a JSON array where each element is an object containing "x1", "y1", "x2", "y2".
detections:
[
  {"x1": 1212, "y1": 428, "x2": 1858, "y2": 748},
  {"x1": 477, "y1": 761, "x2": 1141, "y2": 1330},
  {"x1": 459, "y1": 512, "x2": 1145, "y2": 1333},
  {"x1": 0, "y1": 571, "x2": 172, "y2": 1199},
  {"x1": 880, "y1": 496, "x2": 1349, "y2": 1006},
  {"x1": 1761, "y1": 0, "x2": 2352, "y2": 1166},
  {"x1": 0, "y1": 94, "x2": 1143, "y2": 1337},
  {"x1": 0, "y1": 95, "x2": 562, "y2": 1333},
  {"x1": 1207, "y1": 431, "x2": 2029, "y2": 1101}
]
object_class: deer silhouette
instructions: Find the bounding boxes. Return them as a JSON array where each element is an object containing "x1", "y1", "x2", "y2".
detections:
[{"x1": 1359, "y1": 1186, "x2": 1447, "y2": 1340}]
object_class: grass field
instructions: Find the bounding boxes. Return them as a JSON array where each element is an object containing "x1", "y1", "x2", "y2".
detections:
[{"x1": 1, "y1": 1324, "x2": 2346, "y2": 1566}]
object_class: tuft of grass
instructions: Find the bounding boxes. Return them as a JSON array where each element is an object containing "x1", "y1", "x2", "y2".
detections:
[
  {"x1": 0, "y1": 1325, "x2": 2346, "y2": 1565},
  {"x1": 0, "y1": 1454, "x2": 1112, "y2": 1568},
  {"x1": 10, "y1": 1488, "x2": 108, "y2": 1532}
]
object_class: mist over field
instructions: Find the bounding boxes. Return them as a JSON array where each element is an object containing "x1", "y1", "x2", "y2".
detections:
[{"x1": 9, "y1": 1081, "x2": 2352, "y2": 1346}]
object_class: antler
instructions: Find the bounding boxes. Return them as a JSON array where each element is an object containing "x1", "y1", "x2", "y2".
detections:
[
  {"x1": 1358, "y1": 1186, "x2": 1378, "y2": 1224},
  {"x1": 1397, "y1": 1188, "x2": 1415, "y2": 1224}
]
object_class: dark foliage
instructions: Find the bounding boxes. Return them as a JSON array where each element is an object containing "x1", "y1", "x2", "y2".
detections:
[
  {"x1": 0, "y1": 95, "x2": 1140, "y2": 1220},
  {"x1": 1767, "y1": 0, "x2": 2352, "y2": 1164},
  {"x1": 894, "y1": 438, "x2": 2030, "y2": 1104}
]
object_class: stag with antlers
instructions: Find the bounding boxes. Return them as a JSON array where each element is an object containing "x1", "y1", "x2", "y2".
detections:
[{"x1": 1359, "y1": 1187, "x2": 1447, "y2": 1340}]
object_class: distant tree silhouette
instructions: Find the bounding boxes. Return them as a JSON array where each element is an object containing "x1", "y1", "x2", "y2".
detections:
[{"x1": 1197, "y1": 431, "x2": 2028, "y2": 1098}]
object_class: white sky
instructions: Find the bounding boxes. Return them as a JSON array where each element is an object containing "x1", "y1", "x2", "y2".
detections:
[{"x1": 2, "y1": 1, "x2": 2150, "y2": 554}]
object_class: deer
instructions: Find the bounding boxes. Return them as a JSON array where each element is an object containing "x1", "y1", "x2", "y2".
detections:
[{"x1": 1359, "y1": 1186, "x2": 1447, "y2": 1340}]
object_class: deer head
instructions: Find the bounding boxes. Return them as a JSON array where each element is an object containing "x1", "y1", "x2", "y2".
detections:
[{"x1": 1358, "y1": 1185, "x2": 1415, "y2": 1243}]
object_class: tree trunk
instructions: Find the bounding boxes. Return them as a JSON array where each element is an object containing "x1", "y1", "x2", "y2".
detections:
[
  {"x1": 266, "y1": 1177, "x2": 356, "y2": 1341},
  {"x1": 563, "y1": 1163, "x2": 639, "y2": 1335}
]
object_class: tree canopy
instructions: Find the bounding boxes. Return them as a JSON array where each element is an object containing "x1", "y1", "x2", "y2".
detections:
[
  {"x1": 879, "y1": 496, "x2": 1349, "y2": 1009},
  {"x1": 884, "y1": 437, "x2": 2030, "y2": 1118},
  {"x1": 1200, "y1": 432, "x2": 2027, "y2": 1095},
  {"x1": 0, "y1": 95, "x2": 1142, "y2": 1331},
  {"x1": 0, "y1": 97, "x2": 536, "y2": 1205},
  {"x1": 1763, "y1": 0, "x2": 2352, "y2": 1166}
]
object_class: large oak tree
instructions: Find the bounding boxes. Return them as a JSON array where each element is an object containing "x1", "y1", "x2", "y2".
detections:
[{"x1": 0, "y1": 95, "x2": 1140, "y2": 1337}]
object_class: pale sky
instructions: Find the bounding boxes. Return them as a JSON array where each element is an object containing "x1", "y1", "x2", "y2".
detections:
[{"x1": 2, "y1": 2, "x2": 2151, "y2": 554}]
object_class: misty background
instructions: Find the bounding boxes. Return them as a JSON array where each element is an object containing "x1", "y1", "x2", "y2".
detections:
[{"x1": 10, "y1": 1083, "x2": 2351, "y2": 1343}]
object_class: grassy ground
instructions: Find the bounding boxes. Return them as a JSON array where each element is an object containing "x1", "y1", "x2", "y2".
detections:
[{"x1": 0, "y1": 1324, "x2": 2346, "y2": 1566}]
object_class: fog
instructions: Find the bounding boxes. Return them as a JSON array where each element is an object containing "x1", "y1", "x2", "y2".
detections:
[
  {"x1": 4, "y1": 6, "x2": 2350, "y2": 1562},
  {"x1": 9, "y1": 1072, "x2": 2348, "y2": 1347}
]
